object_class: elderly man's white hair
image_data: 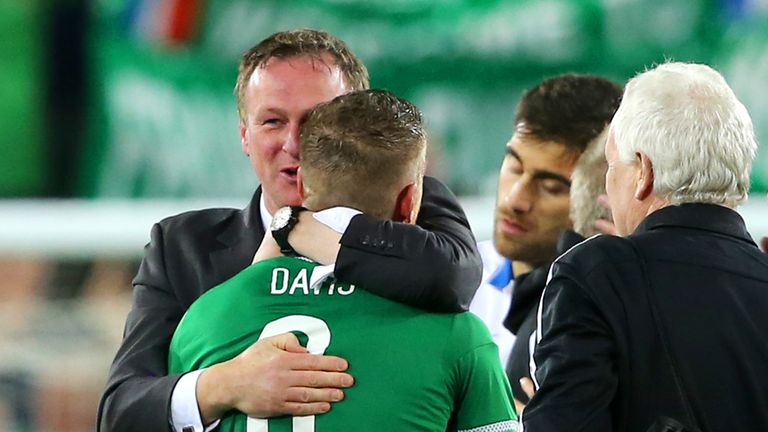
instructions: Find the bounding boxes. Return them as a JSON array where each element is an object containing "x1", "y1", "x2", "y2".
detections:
[
  {"x1": 611, "y1": 62, "x2": 757, "y2": 207},
  {"x1": 570, "y1": 128, "x2": 610, "y2": 236}
]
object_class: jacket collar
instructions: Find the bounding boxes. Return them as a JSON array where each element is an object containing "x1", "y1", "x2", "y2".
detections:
[
  {"x1": 208, "y1": 188, "x2": 266, "y2": 286},
  {"x1": 503, "y1": 229, "x2": 585, "y2": 333},
  {"x1": 216, "y1": 186, "x2": 265, "y2": 247},
  {"x1": 633, "y1": 203, "x2": 756, "y2": 247},
  {"x1": 244, "y1": 186, "x2": 265, "y2": 233}
]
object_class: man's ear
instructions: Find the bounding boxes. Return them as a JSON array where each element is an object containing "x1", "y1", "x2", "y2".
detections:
[
  {"x1": 634, "y1": 151, "x2": 654, "y2": 200},
  {"x1": 239, "y1": 121, "x2": 249, "y2": 155},
  {"x1": 394, "y1": 183, "x2": 417, "y2": 223},
  {"x1": 297, "y1": 167, "x2": 306, "y2": 202}
]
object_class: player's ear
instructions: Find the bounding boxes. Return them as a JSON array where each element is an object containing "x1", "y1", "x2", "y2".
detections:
[
  {"x1": 394, "y1": 182, "x2": 417, "y2": 223},
  {"x1": 297, "y1": 167, "x2": 306, "y2": 201}
]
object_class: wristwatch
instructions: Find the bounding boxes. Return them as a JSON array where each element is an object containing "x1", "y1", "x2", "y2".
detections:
[{"x1": 270, "y1": 205, "x2": 306, "y2": 256}]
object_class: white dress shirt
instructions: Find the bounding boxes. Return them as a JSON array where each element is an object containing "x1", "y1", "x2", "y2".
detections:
[{"x1": 468, "y1": 240, "x2": 516, "y2": 365}]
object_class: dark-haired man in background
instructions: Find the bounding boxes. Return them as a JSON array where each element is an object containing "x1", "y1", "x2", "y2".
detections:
[{"x1": 469, "y1": 74, "x2": 622, "y2": 414}]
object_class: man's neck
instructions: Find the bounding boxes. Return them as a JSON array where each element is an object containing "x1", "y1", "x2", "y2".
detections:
[
  {"x1": 622, "y1": 196, "x2": 671, "y2": 235},
  {"x1": 512, "y1": 261, "x2": 534, "y2": 277},
  {"x1": 646, "y1": 197, "x2": 671, "y2": 217}
]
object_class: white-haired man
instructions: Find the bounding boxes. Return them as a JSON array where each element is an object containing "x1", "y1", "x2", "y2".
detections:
[{"x1": 523, "y1": 62, "x2": 768, "y2": 432}]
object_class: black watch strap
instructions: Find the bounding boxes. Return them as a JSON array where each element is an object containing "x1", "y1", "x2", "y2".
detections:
[{"x1": 271, "y1": 205, "x2": 306, "y2": 256}]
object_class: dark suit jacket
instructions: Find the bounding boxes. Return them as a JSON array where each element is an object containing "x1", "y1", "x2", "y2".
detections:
[
  {"x1": 98, "y1": 176, "x2": 481, "y2": 432},
  {"x1": 524, "y1": 204, "x2": 768, "y2": 432}
]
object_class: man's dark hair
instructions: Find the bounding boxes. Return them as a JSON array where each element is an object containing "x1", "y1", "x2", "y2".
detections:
[
  {"x1": 515, "y1": 74, "x2": 623, "y2": 155},
  {"x1": 299, "y1": 89, "x2": 426, "y2": 218},
  {"x1": 235, "y1": 28, "x2": 370, "y2": 119}
]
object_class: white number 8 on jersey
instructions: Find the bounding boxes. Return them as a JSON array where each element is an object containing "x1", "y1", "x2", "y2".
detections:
[{"x1": 246, "y1": 315, "x2": 332, "y2": 432}]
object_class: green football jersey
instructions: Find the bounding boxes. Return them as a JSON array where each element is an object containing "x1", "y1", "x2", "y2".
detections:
[{"x1": 169, "y1": 256, "x2": 518, "y2": 432}]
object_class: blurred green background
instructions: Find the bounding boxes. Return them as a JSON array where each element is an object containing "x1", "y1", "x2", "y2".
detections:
[
  {"x1": 3, "y1": 0, "x2": 767, "y2": 200},
  {"x1": 0, "y1": 2, "x2": 766, "y2": 431}
]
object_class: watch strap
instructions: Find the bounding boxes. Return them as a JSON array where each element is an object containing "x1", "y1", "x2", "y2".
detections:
[{"x1": 272, "y1": 205, "x2": 306, "y2": 256}]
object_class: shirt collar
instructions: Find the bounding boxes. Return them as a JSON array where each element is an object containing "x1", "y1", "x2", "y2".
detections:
[
  {"x1": 488, "y1": 258, "x2": 513, "y2": 290},
  {"x1": 259, "y1": 193, "x2": 271, "y2": 234},
  {"x1": 259, "y1": 196, "x2": 361, "y2": 236}
]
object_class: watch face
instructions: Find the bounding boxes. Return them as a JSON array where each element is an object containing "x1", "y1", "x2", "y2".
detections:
[{"x1": 271, "y1": 206, "x2": 292, "y2": 231}]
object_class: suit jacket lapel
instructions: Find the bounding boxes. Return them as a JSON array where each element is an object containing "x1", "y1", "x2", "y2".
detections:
[{"x1": 208, "y1": 187, "x2": 267, "y2": 288}]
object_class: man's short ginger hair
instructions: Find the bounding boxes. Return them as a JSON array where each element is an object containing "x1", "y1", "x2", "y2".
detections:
[
  {"x1": 299, "y1": 89, "x2": 427, "y2": 219},
  {"x1": 235, "y1": 29, "x2": 370, "y2": 120}
]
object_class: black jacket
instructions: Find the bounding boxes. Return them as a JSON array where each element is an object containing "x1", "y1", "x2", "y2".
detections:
[
  {"x1": 524, "y1": 204, "x2": 768, "y2": 432},
  {"x1": 504, "y1": 230, "x2": 584, "y2": 403},
  {"x1": 97, "y1": 177, "x2": 482, "y2": 432}
]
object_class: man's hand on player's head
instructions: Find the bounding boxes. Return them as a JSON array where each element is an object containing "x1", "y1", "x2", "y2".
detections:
[
  {"x1": 595, "y1": 195, "x2": 619, "y2": 236},
  {"x1": 196, "y1": 333, "x2": 354, "y2": 425}
]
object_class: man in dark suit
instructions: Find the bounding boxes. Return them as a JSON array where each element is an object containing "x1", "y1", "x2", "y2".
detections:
[
  {"x1": 523, "y1": 62, "x2": 768, "y2": 432},
  {"x1": 98, "y1": 29, "x2": 481, "y2": 432}
]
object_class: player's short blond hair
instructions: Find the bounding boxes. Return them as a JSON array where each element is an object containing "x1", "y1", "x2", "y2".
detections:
[{"x1": 300, "y1": 90, "x2": 426, "y2": 219}]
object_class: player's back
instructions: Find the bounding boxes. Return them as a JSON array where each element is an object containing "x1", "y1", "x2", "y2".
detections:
[{"x1": 170, "y1": 256, "x2": 516, "y2": 432}]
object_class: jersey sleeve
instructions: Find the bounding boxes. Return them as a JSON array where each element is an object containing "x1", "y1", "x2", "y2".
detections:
[{"x1": 453, "y1": 342, "x2": 519, "y2": 432}]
